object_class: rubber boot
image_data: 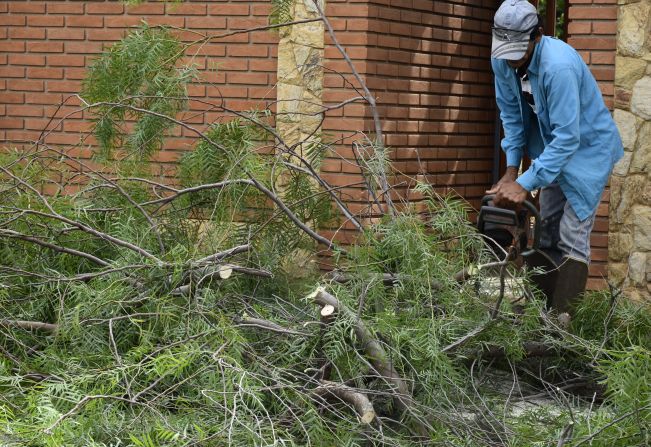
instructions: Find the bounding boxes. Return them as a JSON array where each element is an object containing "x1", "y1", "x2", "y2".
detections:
[
  {"x1": 551, "y1": 257, "x2": 588, "y2": 314},
  {"x1": 522, "y1": 250, "x2": 558, "y2": 308}
]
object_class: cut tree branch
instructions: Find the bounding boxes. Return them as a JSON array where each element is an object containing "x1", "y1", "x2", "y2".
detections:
[
  {"x1": 0, "y1": 229, "x2": 109, "y2": 267},
  {"x1": 314, "y1": 380, "x2": 376, "y2": 424},
  {"x1": 309, "y1": 287, "x2": 428, "y2": 435},
  {"x1": 1, "y1": 319, "x2": 58, "y2": 333}
]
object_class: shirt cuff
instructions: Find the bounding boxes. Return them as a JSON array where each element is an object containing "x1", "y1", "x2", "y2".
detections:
[
  {"x1": 516, "y1": 169, "x2": 539, "y2": 192},
  {"x1": 505, "y1": 150, "x2": 522, "y2": 169}
]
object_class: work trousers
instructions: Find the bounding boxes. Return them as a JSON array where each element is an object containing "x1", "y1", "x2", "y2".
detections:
[{"x1": 538, "y1": 183, "x2": 597, "y2": 266}]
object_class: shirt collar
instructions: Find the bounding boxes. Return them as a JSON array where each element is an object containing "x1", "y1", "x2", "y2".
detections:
[{"x1": 527, "y1": 36, "x2": 545, "y2": 75}]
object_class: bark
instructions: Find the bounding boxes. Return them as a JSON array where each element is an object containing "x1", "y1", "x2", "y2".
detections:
[
  {"x1": 309, "y1": 288, "x2": 429, "y2": 436},
  {"x1": 1, "y1": 319, "x2": 58, "y2": 333},
  {"x1": 314, "y1": 380, "x2": 376, "y2": 424}
]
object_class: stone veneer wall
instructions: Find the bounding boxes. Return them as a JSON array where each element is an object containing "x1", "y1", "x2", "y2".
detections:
[
  {"x1": 277, "y1": 0, "x2": 324, "y2": 149},
  {"x1": 609, "y1": 0, "x2": 651, "y2": 300}
]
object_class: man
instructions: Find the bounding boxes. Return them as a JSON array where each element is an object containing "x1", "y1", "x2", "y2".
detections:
[{"x1": 487, "y1": 0, "x2": 623, "y2": 313}]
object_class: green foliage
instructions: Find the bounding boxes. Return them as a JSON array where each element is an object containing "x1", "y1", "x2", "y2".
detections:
[
  {"x1": 3, "y1": 13, "x2": 651, "y2": 447},
  {"x1": 179, "y1": 116, "x2": 267, "y2": 187},
  {"x1": 600, "y1": 346, "x2": 651, "y2": 413},
  {"x1": 537, "y1": 0, "x2": 566, "y2": 38},
  {"x1": 270, "y1": 0, "x2": 295, "y2": 26},
  {"x1": 82, "y1": 24, "x2": 195, "y2": 159}
]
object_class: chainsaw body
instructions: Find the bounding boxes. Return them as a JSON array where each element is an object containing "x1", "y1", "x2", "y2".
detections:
[{"x1": 478, "y1": 195, "x2": 558, "y2": 304}]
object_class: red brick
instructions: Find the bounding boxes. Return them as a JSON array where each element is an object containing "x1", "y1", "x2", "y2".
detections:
[
  {"x1": 210, "y1": 4, "x2": 250, "y2": 15},
  {"x1": 232, "y1": 13, "x2": 280, "y2": 30},
  {"x1": 65, "y1": 68, "x2": 87, "y2": 80},
  {"x1": 27, "y1": 67, "x2": 64, "y2": 79},
  {"x1": 105, "y1": 16, "x2": 142, "y2": 28},
  {"x1": 47, "y1": 80, "x2": 82, "y2": 93},
  {"x1": 27, "y1": 41, "x2": 64, "y2": 53},
  {"x1": 248, "y1": 86, "x2": 275, "y2": 99},
  {"x1": 25, "y1": 118, "x2": 52, "y2": 130},
  {"x1": 0, "y1": 118, "x2": 25, "y2": 129},
  {"x1": 567, "y1": 37, "x2": 616, "y2": 50},
  {"x1": 125, "y1": 2, "x2": 165, "y2": 15},
  {"x1": 186, "y1": 16, "x2": 227, "y2": 29},
  {"x1": 147, "y1": 16, "x2": 183, "y2": 28},
  {"x1": 86, "y1": 3, "x2": 125, "y2": 14},
  {"x1": 186, "y1": 84, "x2": 206, "y2": 97},
  {"x1": 65, "y1": 41, "x2": 103, "y2": 54},
  {"x1": 591, "y1": 52, "x2": 615, "y2": 65},
  {"x1": 9, "y1": 2, "x2": 46, "y2": 13},
  {"x1": 251, "y1": 4, "x2": 271, "y2": 16},
  {"x1": 0, "y1": 66, "x2": 26, "y2": 78},
  {"x1": 48, "y1": 28, "x2": 85, "y2": 40},
  {"x1": 201, "y1": 71, "x2": 227, "y2": 84},
  {"x1": 9, "y1": 28, "x2": 46, "y2": 39},
  {"x1": 7, "y1": 105, "x2": 42, "y2": 117},
  {"x1": 226, "y1": 72, "x2": 268, "y2": 85},
  {"x1": 167, "y1": 3, "x2": 207, "y2": 15},
  {"x1": 192, "y1": 44, "x2": 227, "y2": 57},
  {"x1": 249, "y1": 59, "x2": 276, "y2": 72},
  {"x1": 567, "y1": 21, "x2": 592, "y2": 34},
  {"x1": 0, "y1": 92, "x2": 25, "y2": 104},
  {"x1": 251, "y1": 33, "x2": 278, "y2": 44},
  {"x1": 44, "y1": 133, "x2": 83, "y2": 145},
  {"x1": 212, "y1": 32, "x2": 249, "y2": 44},
  {"x1": 216, "y1": 59, "x2": 249, "y2": 71},
  {"x1": 592, "y1": 21, "x2": 617, "y2": 34},
  {"x1": 8, "y1": 54, "x2": 45, "y2": 66},
  {"x1": 8, "y1": 79, "x2": 44, "y2": 91},
  {"x1": 27, "y1": 15, "x2": 64, "y2": 27},
  {"x1": 87, "y1": 29, "x2": 126, "y2": 42},
  {"x1": 0, "y1": 15, "x2": 26, "y2": 26},
  {"x1": 568, "y1": 6, "x2": 618, "y2": 20},
  {"x1": 0, "y1": 41, "x2": 26, "y2": 52},
  {"x1": 63, "y1": 121, "x2": 94, "y2": 132},
  {"x1": 5, "y1": 130, "x2": 41, "y2": 142},
  {"x1": 327, "y1": 4, "x2": 370, "y2": 17},
  {"x1": 227, "y1": 45, "x2": 268, "y2": 58},
  {"x1": 48, "y1": 54, "x2": 85, "y2": 67},
  {"x1": 48, "y1": 3, "x2": 84, "y2": 14},
  {"x1": 66, "y1": 15, "x2": 104, "y2": 28},
  {"x1": 591, "y1": 67, "x2": 615, "y2": 81}
]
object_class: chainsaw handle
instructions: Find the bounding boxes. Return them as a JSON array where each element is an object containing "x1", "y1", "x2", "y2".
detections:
[{"x1": 481, "y1": 194, "x2": 541, "y2": 250}]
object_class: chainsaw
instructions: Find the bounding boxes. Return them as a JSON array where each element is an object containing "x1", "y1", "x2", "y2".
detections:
[{"x1": 476, "y1": 194, "x2": 558, "y2": 304}]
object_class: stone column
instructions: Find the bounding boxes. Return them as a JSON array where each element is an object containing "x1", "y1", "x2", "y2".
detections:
[
  {"x1": 276, "y1": 0, "x2": 324, "y2": 151},
  {"x1": 609, "y1": 0, "x2": 651, "y2": 300},
  {"x1": 274, "y1": 1, "x2": 325, "y2": 275}
]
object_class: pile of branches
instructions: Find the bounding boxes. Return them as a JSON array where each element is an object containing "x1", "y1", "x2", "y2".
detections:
[{"x1": 1, "y1": 8, "x2": 650, "y2": 447}]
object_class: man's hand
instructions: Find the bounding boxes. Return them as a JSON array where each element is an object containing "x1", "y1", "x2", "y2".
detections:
[
  {"x1": 486, "y1": 167, "x2": 528, "y2": 207},
  {"x1": 489, "y1": 181, "x2": 528, "y2": 207}
]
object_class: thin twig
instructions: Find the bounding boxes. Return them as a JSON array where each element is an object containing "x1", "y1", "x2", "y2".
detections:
[
  {"x1": 0, "y1": 229, "x2": 109, "y2": 267},
  {"x1": 235, "y1": 316, "x2": 309, "y2": 337},
  {"x1": 44, "y1": 395, "x2": 139, "y2": 434},
  {"x1": 573, "y1": 403, "x2": 651, "y2": 446}
]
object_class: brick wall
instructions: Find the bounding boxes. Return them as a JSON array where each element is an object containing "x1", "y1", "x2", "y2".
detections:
[
  {"x1": 565, "y1": 0, "x2": 618, "y2": 289},
  {"x1": 320, "y1": 0, "x2": 497, "y2": 246},
  {"x1": 0, "y1": 0, "x2": 278, "y2": 179}
]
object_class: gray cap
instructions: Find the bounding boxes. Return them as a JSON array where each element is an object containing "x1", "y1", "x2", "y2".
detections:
[{"x1": 491, "y1": 0, "x2": 539, "y2": 60}]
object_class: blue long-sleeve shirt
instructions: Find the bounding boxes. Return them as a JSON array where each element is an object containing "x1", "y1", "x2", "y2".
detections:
[{"x1": 492, "y1": 36, "x2": 623, "y2": 221}]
